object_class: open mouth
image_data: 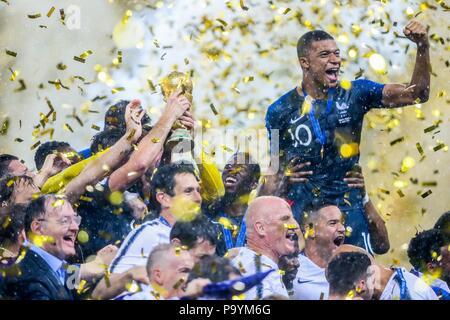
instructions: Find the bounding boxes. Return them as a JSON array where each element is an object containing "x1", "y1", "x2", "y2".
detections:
[
  {"x1": 224, "y1": 176, "x2": 238, "y2": 187},
  {"x1": 333, "y1": 235, "x2": 345, "y2": 247},
  {"x1": 286, "y1": 229, "x2": 298, "y2": 242},
  {"x1": 63, "y1": 234, "x2": 76, "y2": 247},
  {"x1": 325, "y1": 67, "x2": 339, "y2": 83}
]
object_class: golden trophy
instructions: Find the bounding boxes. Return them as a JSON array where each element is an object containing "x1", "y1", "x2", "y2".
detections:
[{"x1": 160, "y1": 71, "x2": 195, "y2": 161}]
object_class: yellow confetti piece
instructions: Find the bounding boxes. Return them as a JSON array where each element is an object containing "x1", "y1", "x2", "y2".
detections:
[
  {"x1": 239, "y1": 0, "x2": 249, "y2": 11},
  {"x1": 9, "y1": 69, "x2": 19, "y2": 81},
  {"x1": 56, "y1": 62, "x2": 67, "y2": 70},
  {"x1": 109, "y1": 191, "x2": 124, "y2": 206},
  {"x1": 400, "y1": 156, "x2": 415, "y2": 173},
  {"x1": 59, "y1": 9, "x2": 65, "y2": 24},
  {"x1": 91, "y1": 124, "x2": 101, "y2": 131},
  {"x1": 46, "y1": 6, "x2": 55, "y2": 17},
  {"x1": 421, "y1": 190, "x2": 432, "y2": 198},
  {"x1": 5, "y1": 49, "x2": 17, "y2": 57},
  {"x1": 77, "y1": 230, "x2": 89, "y2": 244},
  {"x1": 30, "y1": 141, "x2": 41, "y2": 150},
  {"x1": 340, "y1": 79, "x2": 352, "y2": 90},
  {"x1": 63, "y1": 123, "x2": 74, "y2": 133},
  {"x1": 111, "y1": 87, "x2": 125, "y2": 94},
  {"x1": 151, "y1": 138, "x2": 160, "y2": 143},
  {"x1": 340, "y1": 143, "x2": 359, "y2": 158},
  {"x1": 28, "y1": 13, "x2": 42, "y2": 19},
  {"x1": 52, "y1": 199, "x2": 65, "y2": 207}
]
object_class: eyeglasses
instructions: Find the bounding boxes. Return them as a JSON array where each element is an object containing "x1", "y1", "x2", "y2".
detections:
[{"x1": 38, "y1": 215, "x2": 82, "y2": 227}]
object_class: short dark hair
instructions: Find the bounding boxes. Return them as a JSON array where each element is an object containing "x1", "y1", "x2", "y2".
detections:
[
  {"x1": 408, "y1": 229, "x2": 446, "y2": 271},
  {"x1": 302, "y1": 200, "x2": 339, "y2": 231},
  {"x1": 104, "y1": 100, "x2": 152, "y2": 134},
  {"x1": 24, "y1": 195, "x2": 55, "y2": 233},
  {"x1": 170, "y1": 214, "x2": 218, "y2": 249},
  {"x1": 90, "y1": 128, "x2": 123, "y2": 154},
  {"x1": 0, "y1": 154, "x2": 18, "y2": 178},
  {"x1": 187, "y1": 255, "x2": 240, "y2": 284},
  {"x1": 297, "y1": 30, "x2": 334, "y2": 59},
  {"x1": 34, "y1": 141, "x2": 71, "y2": 170},
  {"x1": 149, "y1": 162, "x2": 199, "y2": 213},
  {"x1": 434, "y1": 211, "x2": 450, "y2": 242},
  {"x1": 0, "y1": 204, "x2": 27, "y2": 245},
  {"x1": 326, "y1": 252, "x2": 372, "y2": 296}
]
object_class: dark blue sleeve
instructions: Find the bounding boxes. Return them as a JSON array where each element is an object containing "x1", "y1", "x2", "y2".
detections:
[{"x1": 352, "y1": 79, "x2": 385, "y2": 113}]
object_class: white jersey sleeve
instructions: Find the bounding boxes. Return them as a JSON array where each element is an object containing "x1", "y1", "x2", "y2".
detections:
[
  {"x1": 230, "y1": 247, "x2": 288, "y2": 300},
  {"x1": 380, "y1": 268, "x2": 438, "y2": 300},
  {"x1": 109, "y1": 218, "x2": 171, "y2": 274}
]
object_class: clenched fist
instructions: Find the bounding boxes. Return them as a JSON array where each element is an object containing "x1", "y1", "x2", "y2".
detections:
[{"x1": 403, "y1": 20, "x2": 428, "y2": 47}]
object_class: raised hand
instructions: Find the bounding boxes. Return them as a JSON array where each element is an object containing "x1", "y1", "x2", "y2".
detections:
[
  {"x1": 124, "y1": 99, "x2": 145, "y2": 143},
  {"x1": 166, "y1": 89, "x2": 191, "y2": 119},
  {"x1": 403, "y1": 20, "x2": 428, "y2": 47}
]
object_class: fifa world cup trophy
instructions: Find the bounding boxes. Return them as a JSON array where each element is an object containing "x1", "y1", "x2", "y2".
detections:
[{"x1": 160, "y1": 71, "x2": 196, "y2": 164}]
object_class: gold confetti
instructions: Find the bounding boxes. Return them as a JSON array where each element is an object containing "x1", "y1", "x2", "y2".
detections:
[
  {"x1": 209, "y1": 103, "x2": 218, "y2": 115},
  {"x1": 91, "y1": 124, "x2": 101, "y2": 131},
  {"x1": 14, "y1": 138, "x2": 23, "y2": 143},
  {"x1": 390, "y1": 137, "x2": 404, "y2": 146},
  {"x1": 127, "y1": 129, "x2": 136, "y2": 141},
  {"x1": 14, "y1": 79, "x2": 26, "y2": 92},
  {"x1": 9, "y1": 68, "x2": 19, "y2": 81},
  {"x1": 111, "y1": 87, "x2": 125, "y2": 94},
  {"x1": 424, "y1": 124, "x2": 439, "y2": 133},
  {"x1": 63, "y1": 123, "x2": 74, "y2": 132},
  {"x1": 52, "y1": 198, "x2": 65, "y2": 207},
  {"x1": 216, "y1": 18, "x2": 228, "y2": 27},
  {"x1": 433, "y1": 143, "x2": 446, "y2": 152},
  {"x1": 28, "y1": 13, "x2": 42, "y2": 19},
  {"x1": 0, "y1": 118, "x2": 9, "y2": 135},
  {"x1": 1, "y1": 0, "x2": 10, "y2": 5},
  {"x1": 77, "y1": 230, "x2": 89, "y2": 243},
  {"x1": 421, "y1": 181, "x2": 437, "y2": 187},
  {"x1": 421, "y1": 190, "x2": 432, "y2": 198},
  {"x1": 151, "y1": 138, "x2": 160, "y2": 143},
  {"x1": 56, "y1": 62, "x2": 67, "y2": 70},
  {"x1": 379, "y1": 188, "x2": 390, "y2": 195},
  {"x1": 5, "y1": 49, "x2": 17, "y2": 57},
  {"x1": 239, "y1": 0, "x2": 249, "y2": 10},
  {"x1": 47, "y1": 6, "x2": 55, "y2": 17},
  {"x1": 416, "y1": 143, "x2": 424, "y2": 156},
  {"x1": 30, "y1": 141, "x2": 41, "y2": 150},
  {"x1": 397, "y1": 190, "x2": 405, "y2": 198},
  {"x1": 109, "y1": 191, "x2": 124, "y2": 205},
  {"x1": 147, "y1": 79, "x2": 156, "y2": 92},
  {"x1": 59, "y1": 9, "x2": 65, "y2": 24}
]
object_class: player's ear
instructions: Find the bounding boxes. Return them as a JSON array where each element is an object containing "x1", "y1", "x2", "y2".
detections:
[
  {"x1": 254, "y1": 221, "x2": 265, "y2": 236},
  {"x1": 171, "y1": 238, "x2": 181, "y2": 246},
  {"x1": 299, "y1": 57, "x2": 309, "y2": 70}
]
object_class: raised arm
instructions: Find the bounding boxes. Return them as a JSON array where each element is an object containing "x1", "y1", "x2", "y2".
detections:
[
  {"x1": 108, "y1": 90, "x2": 191, "y2": 192},
  {"x1": 344, "y1": 170, "x2": 390, "y2": 255},
  {"x1": 63, "y1": 100, "x2": 144, "y2": 203},
  {"x1": 381, "y1": 20, "x2": 430, "y2": 107}
]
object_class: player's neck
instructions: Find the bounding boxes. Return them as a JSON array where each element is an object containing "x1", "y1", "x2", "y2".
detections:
[
  {"x1": 304, "y1": 242, "x2": 332, "y2": 269},
  {"x1": 247, "y1": 239, "x2": 279, "y2": 264},
  {"x1": 160, "y1": 210, "x2": 177, "y2": 227},
  {"x1": 224, "y1": 194, "x2": 250, "y2": 217},
  {"x1": 300, "y1": 76, "x2": 328, "y2": 100},
  {"x1": 373, "y1": 266, "x2": 394, "y2": 299}
]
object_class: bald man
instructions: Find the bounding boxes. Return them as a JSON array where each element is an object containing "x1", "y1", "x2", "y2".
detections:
[
  {"x1": 230, "y1": 196, "x2": 300, "y2": 300},
  {"x1": 293, "y1": 203, "x2": 345, "y2": 300},
  {"x1": 118, "y1": 244, "x2": 194, "y2": 300},
  {"x1": 333, "y1": 245, "x2": 437, "y2": 300}
]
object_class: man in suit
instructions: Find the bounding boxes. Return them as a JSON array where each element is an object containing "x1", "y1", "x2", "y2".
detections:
[{"x1": 3, "y1": 194, "x2": 80, "y2": 300}]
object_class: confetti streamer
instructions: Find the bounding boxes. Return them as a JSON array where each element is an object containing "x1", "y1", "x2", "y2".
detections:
[{"x1": 111, "y1": 87, "x2": 125, "y2": 94}]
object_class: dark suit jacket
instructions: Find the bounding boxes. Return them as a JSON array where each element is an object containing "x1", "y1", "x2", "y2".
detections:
[{"x1": 2, "y1": 249, "x2": 74, "y2": 300}]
